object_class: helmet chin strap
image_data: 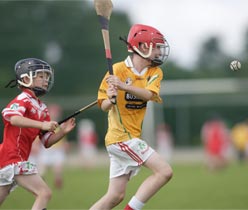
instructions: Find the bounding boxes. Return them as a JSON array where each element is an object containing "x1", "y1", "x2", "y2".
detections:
[
  {"x1": 5, "y1": 79, "x2": 18, "y2": 88},
  {"x1": 150, "y1": 58, "x2": 163, "y2": 67},
  {"x1": 31, "y1": 87, "x2": 47, "y2": 97},
  {"x1": 25, "y1": 87, "x2": 47, "y2": 97}
]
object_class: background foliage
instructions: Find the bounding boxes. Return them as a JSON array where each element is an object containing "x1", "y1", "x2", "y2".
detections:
[
  {"x1": 1, "y1": 1, "x2": 248, "y2": 146},
  {"x1": 0, "y1": 1, "x2": 130, "y2": 97}
]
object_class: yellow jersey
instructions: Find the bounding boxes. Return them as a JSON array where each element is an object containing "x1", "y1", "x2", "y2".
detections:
[
  {"x1": 231, "y1": 123, "x2": 248, "y2": 150},
  {"x1": 98, "y1": 56, "x2": 163, "y2": 146}
]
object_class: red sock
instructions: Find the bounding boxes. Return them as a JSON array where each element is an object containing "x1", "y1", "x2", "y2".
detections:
[{"x1": 124, "y1": 204, "x2": 134, "y2": 210}]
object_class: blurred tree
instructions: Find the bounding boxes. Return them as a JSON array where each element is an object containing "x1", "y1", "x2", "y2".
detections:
[
  {"x1": 1, "y1": 1, "x2": 248, "y2": 147},
  {"x1": 240, "y1": 27, "x2": 248, "y2": 74},
  {"x1": 196, "y1": 36, "x2": 228, "y2": 75},
  {"x1": 161, "y1": 61, "x2": 193, "y2": 79},
  {"x1": 0, "y1": 1, "x2": 130, "y2": 97},
  {"x1": 243, "y1": 27, "x2": 248, "y2": 59}
]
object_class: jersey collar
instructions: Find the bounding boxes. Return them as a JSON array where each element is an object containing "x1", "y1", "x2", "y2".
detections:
[
  {"x1": 23, "y1": 89, "x2": 40, "y2": 101},
  {"x1": 124, "y1": 56, "x2": 148, "y2": 76}
]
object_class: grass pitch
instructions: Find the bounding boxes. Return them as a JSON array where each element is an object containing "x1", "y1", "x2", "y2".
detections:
[{"x1": 1, "y1": 162, "x2": 248, "y2": 209}]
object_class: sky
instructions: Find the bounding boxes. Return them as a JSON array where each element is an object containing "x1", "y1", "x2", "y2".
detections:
[{"x1": 111, "y1": 0, "x2": 248, "y2": 68}]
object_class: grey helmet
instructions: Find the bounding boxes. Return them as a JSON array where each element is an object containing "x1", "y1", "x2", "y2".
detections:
[{"x1": 6, "y1": 58, "x2": 54, "y2": 96}]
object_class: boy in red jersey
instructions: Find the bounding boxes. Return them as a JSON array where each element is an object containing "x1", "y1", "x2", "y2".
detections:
[
  {"x1": 0, "y1": 58, "x2": 76, "y2": 210},
  {"x1": 90, "y1": 24, "x2": 173, "y2": 210},
  {"x1": 201, "y1": 114, "x2": 230, "y2": 171}
]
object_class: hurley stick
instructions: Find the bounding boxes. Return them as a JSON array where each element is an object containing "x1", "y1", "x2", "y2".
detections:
[{"x1": 94, "y1": 0, "x2": 116, "y2": 103}]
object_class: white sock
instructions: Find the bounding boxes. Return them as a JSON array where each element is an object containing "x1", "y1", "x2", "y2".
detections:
[{"x1": 128, "y1": 196, "x2": 145, "y2": 210}]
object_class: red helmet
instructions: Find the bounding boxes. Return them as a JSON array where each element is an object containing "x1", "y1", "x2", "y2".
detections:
[{"x1": 127, "y1": 24, "x2": 169, "y2": 66}]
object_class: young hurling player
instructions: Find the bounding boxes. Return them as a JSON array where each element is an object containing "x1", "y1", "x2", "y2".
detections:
[
  {"x1": 0, "y1": 58, "x2": 76, "y2": 210},
  {"x1": 90, "y1": 24, "x2": 173, "y2": 210}
]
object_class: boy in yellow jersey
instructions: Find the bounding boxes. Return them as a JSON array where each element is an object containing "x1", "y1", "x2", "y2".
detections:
[
  {"x1": 90, "y1": 24, "x2": 173, "y2": 210},
  {"x1": 231, "y1": 119, "x2": 248, "y2": 162}
]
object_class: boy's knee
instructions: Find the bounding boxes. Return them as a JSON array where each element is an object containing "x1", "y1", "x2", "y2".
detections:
[
  {"x1": 45, "y1": 188, "x2": 52, "y2": 201},
  {"x1": 160, "y1": 165, "x2": 173, "y2": 183},
  {"x1": 165, "y1": 166, "x2": 173, "y2": 180},
  {"x1": 110, "y1": 192, "x2": 125, "y2": 206},
  {"x1": 38, "y1": 187, "x2": 52, "y2": 201}
]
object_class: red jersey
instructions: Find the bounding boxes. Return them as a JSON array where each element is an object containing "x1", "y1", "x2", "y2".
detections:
[
  {"x1": 0, "y1": 89, "x2": 51, "y2": 168},
  {"x1": 201, "y1": 120, "x2": 229, "y2": 155}
]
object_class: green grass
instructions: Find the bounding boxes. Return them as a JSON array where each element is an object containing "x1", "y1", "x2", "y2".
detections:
[{"x1": 1, "y1": 163, "x2": 248, "y2": 209}]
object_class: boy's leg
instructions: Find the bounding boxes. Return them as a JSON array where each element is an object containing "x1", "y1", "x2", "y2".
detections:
[
  {"x1": 15, "y1": 174, "x2": 52, "y2": 210},
  {"x1": 125, "y1": 152, "x2": 173, "y2": 209},
  {"x1": 0, "y1": 185, "x2": 12, "y2": 205},
  {"x1": 124, "y1": 196, "x2": 145, "y2": 210},
  {"x1": 90, "y1": 174, "x2": 129, "y2": 210}
]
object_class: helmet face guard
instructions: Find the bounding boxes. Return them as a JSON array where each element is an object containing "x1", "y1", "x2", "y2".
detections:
[
  {"x1": 127, "y1": 24, "x2": 170, "y2": 66},
  {"x1": 14, "y1": 58, "x2": 54, "y2": 96},
  {"x1": 150, "y1": 42, "x2": 170, "y2": 67}
]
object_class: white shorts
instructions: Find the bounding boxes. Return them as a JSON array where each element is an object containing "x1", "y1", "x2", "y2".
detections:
[
  {"x1": 39, "y1": 147, "x2": 65, "y2": 166},
  {"x1": 0, "y1": 161, "x2": 38, "y2": 190},
  {"x1": 106, "y1": 138, "x2": 154, "y2": 179}
]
